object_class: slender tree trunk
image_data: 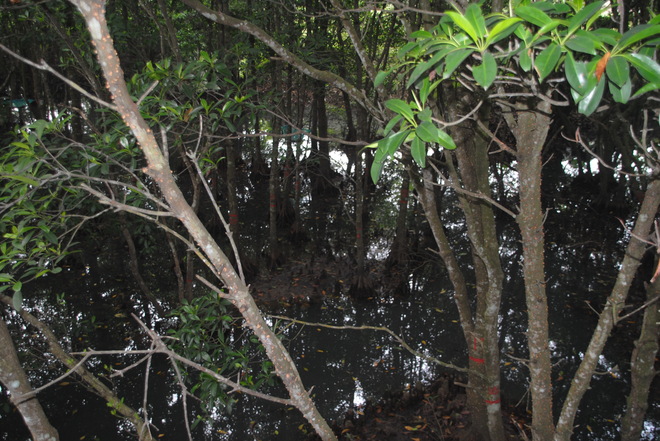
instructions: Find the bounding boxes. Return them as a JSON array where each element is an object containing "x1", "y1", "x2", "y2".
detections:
[
  {"x1": 620, "y1": 273, "x2": 660, "y2": 441},
  {"x1": 505, "y1": 101, "x2": 555, "y2": 441},
  {"x1": 68, "y1": 3, "x2": 336, "y2": 439},
  {"x1": 448, "y1": 107, "x2": 506, "y2": 441},
  {"x1": 0, "y1": 295, "x2": 154, "y2": 441},
  {"x1": 554, "y1": 178, "x2": 660, "y2": 441},
  {"x1": 0, "y1": 318, "x2": 60, "y2": 441}
]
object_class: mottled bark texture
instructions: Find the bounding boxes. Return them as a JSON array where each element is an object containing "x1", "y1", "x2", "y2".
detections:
[
  {"x1": 67, "y1": 1, "x2": 336, "y2": 439},
  {"x1": 505, "y1": 100, "x2": 555, "y2": 441},
  {"x1": 0, "y1": 317, "x2": 60, "y2": 441}
]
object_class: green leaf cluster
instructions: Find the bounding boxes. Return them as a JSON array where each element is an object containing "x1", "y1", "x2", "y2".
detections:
[
  {"x1": 370, "y1": 1, "x2": 660, "y2": 182},
  {"x1": 167, "y1": 292, "x2": 276, "y2": 416}
]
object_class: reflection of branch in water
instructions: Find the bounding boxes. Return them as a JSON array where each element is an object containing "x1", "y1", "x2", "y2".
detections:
[{"x1": 268, "y1": 314, "x2": 482, "y2": 379}]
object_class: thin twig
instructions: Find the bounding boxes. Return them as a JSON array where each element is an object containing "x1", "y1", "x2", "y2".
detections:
[{"x1": 0, "y1": 43, "x2": 117, "y2": 111}]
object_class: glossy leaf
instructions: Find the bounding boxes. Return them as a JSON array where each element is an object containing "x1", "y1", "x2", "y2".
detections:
[
  {"x1": 446, "y1": 10, "x2": 479, "y2": 43},
  {"x1": 374, "y1": 71, "x2": 389, "y2": 87},
  {"x1": 419, "y1": 77, "x2": 441, "y2": 107},
  {"x1": 608, "y1": 78, "x2": 632, "y2": 103},
  {"x1": 383, "y1": 114, "x2": 403, "y2": 136},
  {"x1": 515, "y1": 5, "x2": 553, "y2": 28},
  {"x1": 614, "y1": 24, "x2": 660, "y2": 53},
  {"x1": 565, "y1": 34, "x2": 597, "y2": 55},
  {"x1": 443, "y1": 48, "x2": 473, "y2": 79},
  {"x1": 564, "y1": 52, "x2": 593, "y2": 95},
  {"x1": 566, "y1": 1, "x2": 604, "y2": 36},
  {"x1": 411, "y1": 137, "x2": 426, "y2": 168},
  {"x1": 577, "y1": 77, "x2": 605, "y2": 116},
  {"x1": 385, "y1": 99, "x2": 415, "y2": 124},
  {"x1": 605, "y1": 56, "x2": 630, "y2": 87},
  {"x1": 465, "y1": 4, "x2": 487, "y2": 41},
  {"x1": 472, "y1": 51, "x2": 497, "y2": 89},
  {"x1": 485, "y1": 17, "x2": 522, "y2": 46},
  {"x1": 624, "y1": 53, "x2": 660, "y2": 85},
  {"x1": 437, "y1": 129, "x2": 457, "y2": 150},
  {"x1": 416, "y1": 120, "x2": 441, "y2": 143},
  {"x1": 632, "y1": 82, "x2": 660, "y2": 98},
  {"x1": 535, "y1": 42, "x2": 561, "y2": 81},
  {"x1": 407, "y1": 49, "x2": 450, "y2": 88}
]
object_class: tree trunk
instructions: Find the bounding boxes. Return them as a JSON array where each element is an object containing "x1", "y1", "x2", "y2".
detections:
[
  {"x1": 505, "y1": 100, "x2": 555, "y2": 441},
  {"x1": 0, "y1": 295, "x2": 154, "y2": 441},
  {"x1": 554, "y1": 178, "x2": 660, "y2": 441},
  {"x1": 0, "y1": 317, "x2": 60, "y2": 441},
  {"x1": 620, "y1": 273, "x2": 660, "y2": 441},
  {"x1": 68, "y1": 3, "x2": 336, "y2": 439},
  {"x1": 448, "y1": 103, "x2": 506, "y2": 441}
]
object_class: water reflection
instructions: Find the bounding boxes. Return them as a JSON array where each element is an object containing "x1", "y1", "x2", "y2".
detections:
[{"x1": 1, "y1": 241, "x2": 658, "y2": 440}]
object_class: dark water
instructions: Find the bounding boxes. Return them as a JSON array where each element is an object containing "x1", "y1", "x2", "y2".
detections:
[{"x1": 2, "y1": 249, "x2": 658, "y2": 441}]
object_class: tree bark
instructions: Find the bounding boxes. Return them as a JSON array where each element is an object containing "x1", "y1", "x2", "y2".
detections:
[
  {"x1": 505, "y1": 100, "x2": 555, "y2": 441},
  {"x1": 0, "y1": 317, "x2": 60, "y2": 441},
  {"x1": 67, "y1": 2, "x2": 336, "y2": 440}
]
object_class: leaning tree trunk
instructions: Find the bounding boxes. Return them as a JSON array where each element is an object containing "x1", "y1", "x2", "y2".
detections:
[
  {"x1": 554, "y1": 178, "x2": 660, "y2": 441},
  {"x1": 0, "y1": 295, "x2": 154, "y2": 441},
  {"x1": 505, "y1": 99, "x2": 555, "y2": 441},
  {"x1": 620, "y1": 272, "x2": 660, "y2": 441},
  {"x1": 0, "y1": 317, "x2": 60, "y2": 441},
  {"x1": 68, "y1": 2, "x2": 337, "y2": 440}
]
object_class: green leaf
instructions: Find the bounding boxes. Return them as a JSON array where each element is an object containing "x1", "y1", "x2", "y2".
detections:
[
  {"x1": 385, "y1": 99, "x2": 415, "y2": 124},
  {"x1": 565, "y1": 34, "x2": 597, "y2": 54},
  {"x1": 410, "y1": 29, "x2": 433, "y2": 39},
  {"x1": 632, "y1": 81, "x2": 660, "y2": 98},
  {"x1": 383, "y1": 114, "x2": 403, "y2": 136},
  {"x1": 608, "y1": 78, "x2": 632, "y2": 103},
  {"x1": 443, "y1": 49, "x2": 473, "y2": 79},
  {"x1": 485, "y1": 17, "x2": 522, "y2": 46},
  {"x1": 446, "y1": 11, "x2": 479, "y2": 43},
  {"x1": 371, "y1": 148, "x2": 387, "y2": 183},
  {"x1": 577, "y1": 78, "x2": 606, "y2": 116},
  {"x1": 374, "y1": 71, "x2": 389, "y2": 87},
  {"x1": 519, "y1": 47, "x2": 532, "y2": 72},
  {"x1": 418, "y1": 77, "x2": 434, "y2": 107},
  {"x1": 472, "y1": 51, "x2": 497, "y2": 89},
  {"x1": 381, "y1": 129, "x2": 411, "y2": 157},
  {"x1": 437, "y1": 129, "x2": 457, "y2": 150},
  {"x1": 614, "y1": 24, "x2": 660, "y2": 54},
  {"x1": 12, "y1": 291, "x2": 22, "y2": 312},
  {"x1": 605, "y1": 56, "x2": 630, "y2": 87},
  {"x1": 566, "y1": 1, "x2": 605, "y2": 36},
  {"x1": 465, "y1": 4, "x2": 487, "y2": 41},
  {"x1": 515, "y1": 6, "x2": 553, "y2": 28},
  {"x1": 411, "y1": 137, "x2": 426, "y2": 168},
  {"x1": 564, "y1": 52, "x2": 593, "y2": 95},
  {"x1": 535, "y1": 42, "x2": 561, "y2": 81},
  {"x1": 591, "y1": 28, "x2": 621, "y2": 46},
  {"x1": 416, "y1": 121, "x2": 440, "y2": 143},
  {"x1": 624, "y1": 53, "x2": 660, "y2": 85}
]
